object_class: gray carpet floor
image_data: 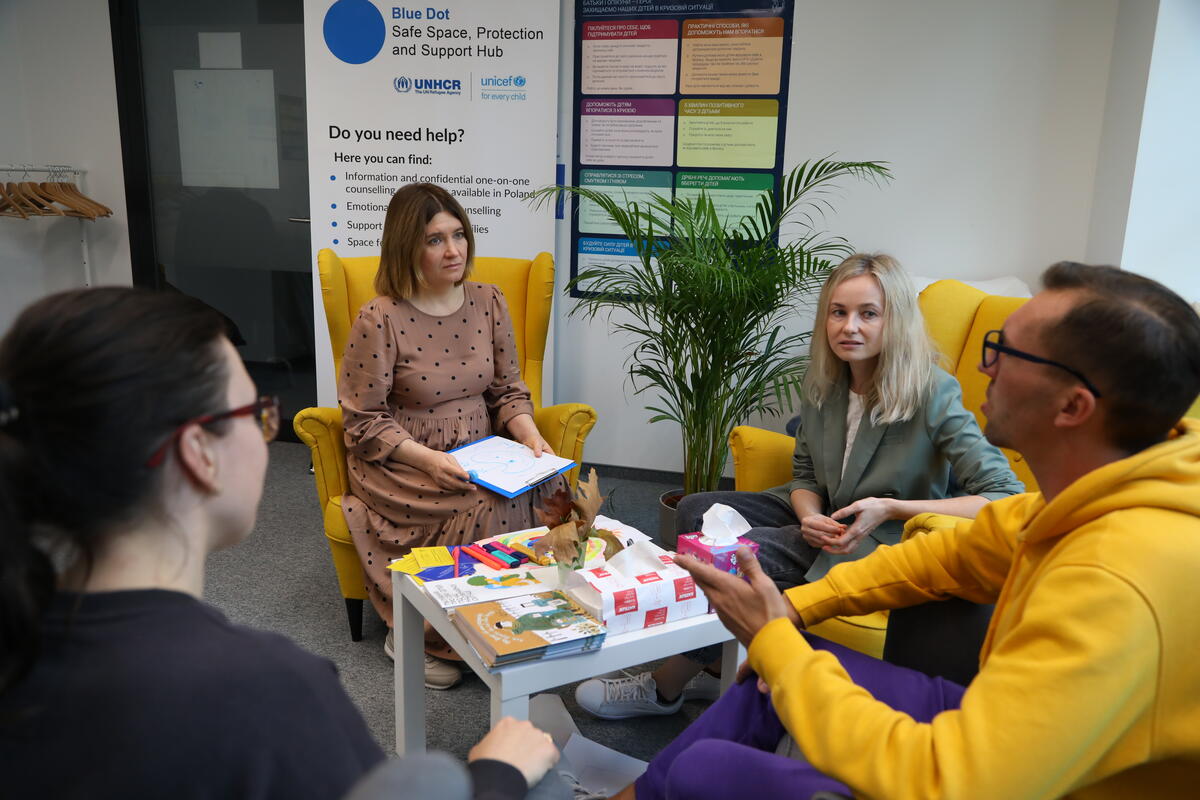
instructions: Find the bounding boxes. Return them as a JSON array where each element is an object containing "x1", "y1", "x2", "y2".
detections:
[{"x1": 205, "y1": 441, "x2": 716, "y2": 762}]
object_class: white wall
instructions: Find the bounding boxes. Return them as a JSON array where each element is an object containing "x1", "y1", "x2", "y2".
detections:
[
  {"x1": 553, "y1": 0, "x2": 1122, "y2": 475},
  {"x1": 1119, "y1": 0, "x2": 1200, "y2": 303},
  {"x1": 0, "y1": 0, "x2": 131, "y2": 330},
  {"x1": 1087, "y1": 0, "x2": 1158, "y2": 266}
]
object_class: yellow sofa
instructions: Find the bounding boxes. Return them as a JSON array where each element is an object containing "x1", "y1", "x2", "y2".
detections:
[
  {"x1": 293, "y1": 249, "x2": 597, "y2": 640},
  {"x1": 728, "y1": 279, "x2": 1035, "y2": 657}
]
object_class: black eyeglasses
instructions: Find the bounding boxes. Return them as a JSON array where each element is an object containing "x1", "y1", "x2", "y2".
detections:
[
  {"x1": 981, "y1": 330, "x2": 1102, "y2": 398},
  {"x1": 146, "y1": 396, "x2": 280, "y2": 468}
]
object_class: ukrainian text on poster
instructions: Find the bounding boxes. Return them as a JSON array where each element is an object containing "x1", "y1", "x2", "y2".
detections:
[{"x1": 569, "y1": 0, "x2": 794, "y2": 296}]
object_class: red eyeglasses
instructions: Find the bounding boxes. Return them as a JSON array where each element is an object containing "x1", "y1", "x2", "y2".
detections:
[{"x1": 145, "y1": 396, "x2": 280, "y2": 468}]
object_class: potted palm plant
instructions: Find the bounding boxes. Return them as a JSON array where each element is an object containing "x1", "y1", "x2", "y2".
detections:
[{"x1": 532, "y1": 158, "x2": 890, "y2": 543}]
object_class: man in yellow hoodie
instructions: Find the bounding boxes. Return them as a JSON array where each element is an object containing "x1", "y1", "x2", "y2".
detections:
[{"x1": 620, "y1": 263, "x2": 1200, "y2": 800}]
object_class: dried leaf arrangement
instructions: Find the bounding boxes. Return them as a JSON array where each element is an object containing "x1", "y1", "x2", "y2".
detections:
[{"x1": 532, "y1": 468, "x2": 624, "y2": 569}]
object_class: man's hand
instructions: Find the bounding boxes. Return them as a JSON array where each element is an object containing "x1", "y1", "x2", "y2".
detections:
[
  {"x1": 734, "y1": 659, "x2": 771, "y2": 695},
  {"x1": 826, "y1": 496, "x2": 894, "y2": 554},
  {"x1": 675, "y1": 546, "x2": 797, "y2": 648}
]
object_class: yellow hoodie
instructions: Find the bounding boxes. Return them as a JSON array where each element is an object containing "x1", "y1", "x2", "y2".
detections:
[{"x1": 752, "y1": 421, "x2": 1200, "y2": 799}]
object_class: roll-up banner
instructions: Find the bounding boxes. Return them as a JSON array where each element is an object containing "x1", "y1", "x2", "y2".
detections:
[{"x1": 304, "y1": 0, "x2": 561, "y2": 404}]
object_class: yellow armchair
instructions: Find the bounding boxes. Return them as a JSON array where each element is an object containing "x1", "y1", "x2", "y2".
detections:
[{"x1": 293, "y1": 249, "x2": 597, "y2": 640}]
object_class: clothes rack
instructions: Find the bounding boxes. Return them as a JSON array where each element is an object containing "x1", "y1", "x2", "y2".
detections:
[{"x1": 0, "y1": 164, "x2": 109, "y2": 287}]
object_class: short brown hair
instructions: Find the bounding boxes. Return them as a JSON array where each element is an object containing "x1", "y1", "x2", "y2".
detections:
[
  {"x1": 376, "y1": 183, "x2": 475, "y2": 299},
  {"x1": 1040, "y1": 262, "x2": 1200, "y2": 453}
]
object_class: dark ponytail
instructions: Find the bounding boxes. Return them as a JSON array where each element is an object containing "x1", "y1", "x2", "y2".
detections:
[{"x1": 0, "y1": 287, "x2": 230, "y2": 693}]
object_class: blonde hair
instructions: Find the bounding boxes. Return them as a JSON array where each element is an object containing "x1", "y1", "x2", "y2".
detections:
[
  {"x1": 804, "y1": 253, "x2": 937, "y2": 424},
  {"x1": 376, "y1": 183, "x2": 475, "y2": 299}
]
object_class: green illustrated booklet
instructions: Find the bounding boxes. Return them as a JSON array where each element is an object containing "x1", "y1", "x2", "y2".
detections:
[{"x1": 451, "y1": 590, "x2": 606, "y2": 667}]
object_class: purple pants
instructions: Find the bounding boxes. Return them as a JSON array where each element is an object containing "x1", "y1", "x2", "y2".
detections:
[{"x1": 635, "y1": 632, "x2": 966, "y2": 800}]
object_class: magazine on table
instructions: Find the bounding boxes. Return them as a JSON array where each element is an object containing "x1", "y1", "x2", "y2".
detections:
[{"x1": 451, "y1": 590, "x2": 606, "y2": 667}]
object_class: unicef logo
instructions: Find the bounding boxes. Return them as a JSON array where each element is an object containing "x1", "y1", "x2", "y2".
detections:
[
  {"x1": 514, "y1": 75, "x2": 527, "y2": 87},
  {"x1": 394, "y1": 76, "x2": 412, "y2": 93},
  {"x1": 323, "y1": 0, "x2": 386, "y2": 65}
]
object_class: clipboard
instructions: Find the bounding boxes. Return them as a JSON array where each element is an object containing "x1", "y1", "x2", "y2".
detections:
[{"x1": 448, "y1": 435, "x2": 575, "y2": 498}]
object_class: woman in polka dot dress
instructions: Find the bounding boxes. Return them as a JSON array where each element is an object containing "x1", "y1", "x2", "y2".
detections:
[{"x1": 338, "y1": 183, "x2": 566, "y2": 686}]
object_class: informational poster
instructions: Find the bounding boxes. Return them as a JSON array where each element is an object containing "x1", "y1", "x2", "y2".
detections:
[
  {"x1": 304, "y1": 0, "x2": 560, "y2": 403},
  {"x1": 570, "y1": 1, "x2": 794, "y2": 296}
]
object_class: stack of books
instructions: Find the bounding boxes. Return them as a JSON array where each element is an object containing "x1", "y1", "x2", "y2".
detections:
[{"x1": 451, "y1": 590, "x2": 606, "y2": 667}]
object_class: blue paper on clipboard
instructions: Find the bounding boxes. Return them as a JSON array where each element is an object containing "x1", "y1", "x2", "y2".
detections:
[{"x1": 448, "y1": 435, "x2": 575, "y2": 498}]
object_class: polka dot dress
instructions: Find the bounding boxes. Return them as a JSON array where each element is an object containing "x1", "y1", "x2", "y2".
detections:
[{"x1": 338, "y1": 282, "x2": 567, "y2": 631}]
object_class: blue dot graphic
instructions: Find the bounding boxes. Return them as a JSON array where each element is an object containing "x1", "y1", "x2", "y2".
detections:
[
  {"x1": 330, "y1": 175, "x2": 336, "y2": 180},
  {"x1": 323, "y1": 0, "x2": 386, "y2": 65},
  {"x1": 333, "y1": 238, "x2": 340, "y2": 244},
  {"x1": 332, "y1": 221, "x2": 338, "y2": 227},
  {"x1": 331, "y1": 203, "x2": 337, "y2": 209}
]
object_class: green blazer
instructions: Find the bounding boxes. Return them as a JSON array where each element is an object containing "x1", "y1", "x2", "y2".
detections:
[{"x1": 766, "y1": 367, "x2": 1023, "y2": 580}]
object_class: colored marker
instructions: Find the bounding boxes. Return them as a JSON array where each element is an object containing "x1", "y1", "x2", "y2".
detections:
[{"x1": 463, "y1": 544, "x2": 507, "y2": 570}]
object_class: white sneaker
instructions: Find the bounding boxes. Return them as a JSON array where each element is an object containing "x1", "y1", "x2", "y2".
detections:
[
  {"x1": 682, "y1": 671, "x2": 722, "y2": 702},
  {"x1": 558, "y1": 770, "x2": 609, "y2": 800},
  {"x1": 574, "y1": 670, "x2": 683, "y2": 720}
]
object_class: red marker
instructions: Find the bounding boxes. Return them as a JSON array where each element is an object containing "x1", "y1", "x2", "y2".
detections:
[{"x1": 463, "y1": 544, "x2": 507, "y2": 570}]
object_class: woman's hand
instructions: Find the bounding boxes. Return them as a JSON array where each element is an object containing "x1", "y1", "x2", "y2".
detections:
[
  {"x1": 507, "y1": 413, "x2": 554, "y2": 457},
  {"x1": 419, "y1": 450, "x2": 476, "y2": 493},
  {"x1": 799, "y1": 513, "x2": 845, "y2": 549},
  {"x1": 468, "y1": 717, "x2": 560, "y2": 788},
  {"x1": 825, "y1": 497, "x2": 895, "y2": 554}
]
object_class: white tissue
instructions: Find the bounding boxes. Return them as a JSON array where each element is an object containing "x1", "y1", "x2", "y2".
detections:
[{"x1": 698, "y1": 503, "x2": 751, "y2": 546}]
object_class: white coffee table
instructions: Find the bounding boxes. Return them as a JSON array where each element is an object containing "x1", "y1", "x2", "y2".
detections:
[{"x1": 392, "y1": 569, "x2": 744, "y2": 754}]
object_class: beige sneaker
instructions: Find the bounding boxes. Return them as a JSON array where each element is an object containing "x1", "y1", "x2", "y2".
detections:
[
  {"x1": 383, "y1": 630, "x2": 462, "y2": 689},
  {"x1": 423, "y1": 654, "x2": 463, "y2": 690}
]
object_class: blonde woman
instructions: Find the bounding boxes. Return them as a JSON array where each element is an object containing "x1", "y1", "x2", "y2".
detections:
[{"x1": 576, "y1": 253, "x2": 1023, "y2": 720}]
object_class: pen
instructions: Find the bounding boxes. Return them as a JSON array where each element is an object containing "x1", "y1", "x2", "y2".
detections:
[{"x1": 453, "y1": 546, "x2": 460, "y2": 578}]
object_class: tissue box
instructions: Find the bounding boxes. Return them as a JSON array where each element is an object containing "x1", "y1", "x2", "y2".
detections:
[
  {"x1": 676, "y1": 533, "x2": 760, "y2": 577},
  {"x1": 565, "y1": 541, "x2": 709, "y2": 634}
]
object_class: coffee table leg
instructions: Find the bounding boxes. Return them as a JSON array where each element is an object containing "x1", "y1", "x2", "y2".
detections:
[
  {"x1": 490, "y1": 691, "x2": 530, "y2": 727},
  {"x1": 394, "y1": 584, "x2": 426, "y2": 755},
  {"x1": 719, "y1": 639, "x2": 746, "y2": 695}
]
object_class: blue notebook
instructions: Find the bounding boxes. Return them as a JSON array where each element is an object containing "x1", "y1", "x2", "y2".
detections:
[{"x1": 448, "y1": 435, "x2": 575, "y2": 498}]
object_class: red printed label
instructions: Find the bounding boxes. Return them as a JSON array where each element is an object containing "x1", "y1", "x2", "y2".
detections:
[
  {"x1": 644, "y1": 607, "x2": 668, "y2": 627},
  {"x1": 657, "y1": 554, "x2": 675, "y2": 566},
  {"x1": 674, "y1": 576, "x2": 696, "y2": 601},
  {"x1": 590, "y1": 567, "x2": 611, "y2": 578},
  {"x1": 635, "y1": 571, "x2": 662, "y2": 584},
  {"x1": 614, "y1": 588, "x2": 638, "y2": 615}
]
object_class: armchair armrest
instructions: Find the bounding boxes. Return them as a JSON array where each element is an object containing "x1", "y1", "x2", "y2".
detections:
[
  {"x1": 534, "y1": 402, "x2": 598, "y2": 488},
  {"x1": 729, "y1": 425, "x2": 794, "y2": 492},
  {"x1": 292, "y1": 406, "x2": 348, "y2": 510}
]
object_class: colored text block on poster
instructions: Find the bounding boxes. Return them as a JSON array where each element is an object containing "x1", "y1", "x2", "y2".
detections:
[
  {"x1": 578, "y1": 169, "x2": 673, "y2": 235},
  {"x1": 581, "y1": 98, "x2": 676, "y2": 166},
  {"x1": 677, "y1": 99, "x2": 778, "y2": 169},
  {"x1": 680, "y1": 17, "x2": 784, "y2": 94},
  {"x1": 674, "y1": 172, "x2": 775, "y2": 230},
  {"x1": 582, "y1": 19, "x2": 679, "y2": 95}
]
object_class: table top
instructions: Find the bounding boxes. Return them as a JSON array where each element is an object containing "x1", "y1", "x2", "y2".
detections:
[{"x1": 394, "y1": 569, "x2": 735, "y2": 700}]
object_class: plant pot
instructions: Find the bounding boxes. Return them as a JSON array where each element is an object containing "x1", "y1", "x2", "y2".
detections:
[{"x1": 658, "y1": 488, "x2": 685, "y2": 549}]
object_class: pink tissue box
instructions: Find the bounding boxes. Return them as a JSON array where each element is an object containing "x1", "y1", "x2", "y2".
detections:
[{"x1": 676, "y1": 533, "x2": 760, "y2": 577}]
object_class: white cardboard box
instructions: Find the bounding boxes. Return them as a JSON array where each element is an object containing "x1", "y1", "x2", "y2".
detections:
[{"x1": 565, "y1": 541, "x2": 709, "y2": 634}]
